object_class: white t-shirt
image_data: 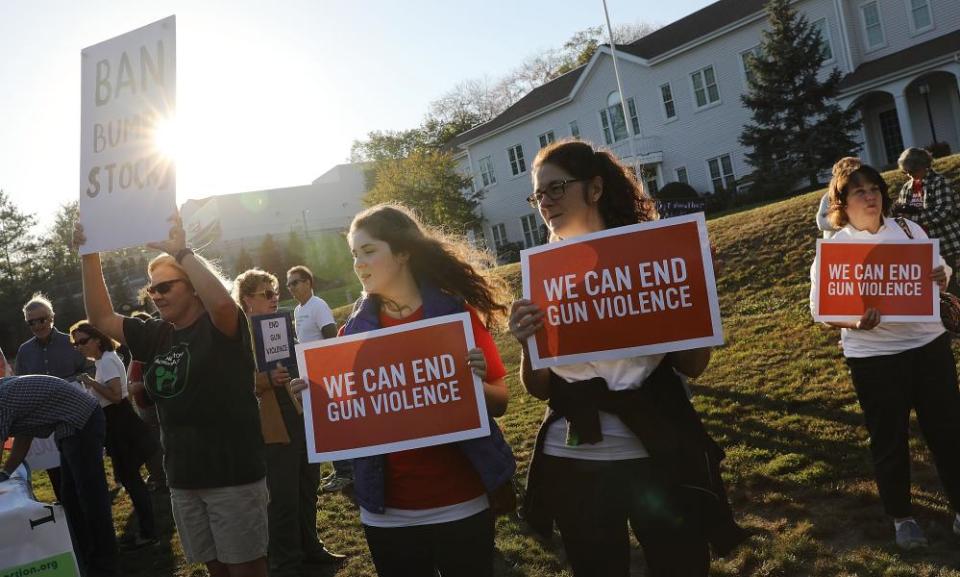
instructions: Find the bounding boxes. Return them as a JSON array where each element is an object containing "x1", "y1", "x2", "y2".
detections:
[
  {"x1": 294, "y1": 295, "x2": 336, "y2": 343},
  {"x1": 91, "y1": 351, "x2": 128, "y2": 408},
  {"x1": 809, "y1": 217, "x2": 949, "y2": 358},
  {"x1": 359, "y1": 495, "x2": 489, "y2": 528},
  {"x1": 542, "y1": 354, "x2": 664, "y2": 461}
]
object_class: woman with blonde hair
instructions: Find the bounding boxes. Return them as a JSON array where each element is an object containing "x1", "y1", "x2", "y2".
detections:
[
  {"x1": 233, "y1": 268, "x2": 344, "y2": 576},
  {"x1": 77, "y1": 216, "x2": 268, "y2": 577}
]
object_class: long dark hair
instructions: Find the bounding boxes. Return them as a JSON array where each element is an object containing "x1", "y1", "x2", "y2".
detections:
[
  {"x1": 350, "y1": 204, "x2": 509, "y2": 329},
  {"x1": 533, "y1": 139, "x2": 659, "y2": 228}
]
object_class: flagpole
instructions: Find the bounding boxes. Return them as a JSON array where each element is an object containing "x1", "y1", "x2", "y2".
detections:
[{"x1": 602, "y1": 0, "x2": 643, "y2": 178}]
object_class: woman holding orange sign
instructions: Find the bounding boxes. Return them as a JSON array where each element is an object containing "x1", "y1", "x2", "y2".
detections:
[
  {"x1": 809, "y1": 158, "x2": 960, "y2": 550},
  {"x1": 340, "y1": 204, "x2": 515, "y2": 577},
  {"x1": 509, "y1": 139, "x2": 744, "y2": 577}
]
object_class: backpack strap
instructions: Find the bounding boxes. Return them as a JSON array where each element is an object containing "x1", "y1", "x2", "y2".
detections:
[{"x1": 894, "y1": 217, "x2": 914, "y2": 239}]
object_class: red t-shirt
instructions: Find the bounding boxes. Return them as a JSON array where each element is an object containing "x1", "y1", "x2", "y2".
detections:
[{"x1": 375, "y1": 305, "x2": 506, "y2": 509}]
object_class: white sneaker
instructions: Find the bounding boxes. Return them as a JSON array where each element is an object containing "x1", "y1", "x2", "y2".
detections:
[{"x1": 895, "y1": 519, "x2": 928, "y2": 550}]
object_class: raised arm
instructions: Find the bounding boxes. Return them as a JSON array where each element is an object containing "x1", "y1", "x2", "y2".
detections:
[
  {"x1": 148, "y1": 214, "x2": 241, "y2": 338},
  {"x1": 77, "y1": 225, "x2": 127, "y2": 344}
]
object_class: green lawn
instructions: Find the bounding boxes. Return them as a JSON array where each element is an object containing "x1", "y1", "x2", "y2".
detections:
[{"x1": 32, "y1": 154, "x2": 960, "y2": 576}]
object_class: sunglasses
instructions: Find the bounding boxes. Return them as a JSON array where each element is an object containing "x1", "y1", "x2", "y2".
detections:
[
  {"x1": 72, "y1": 337, "x2": 92, "y2": 347},
  {"x1": 27, "y1": 317, "x2": 50, "y2": 327},
  {"x1": 146, "y1": 278, "x2": 187, "y2": 295},
  {"x1": 253, "y1": 289, "x2": 279, "y2": 299},
  {"x1": 286, "y1": 278, "x2": 305, "y2": 289}
]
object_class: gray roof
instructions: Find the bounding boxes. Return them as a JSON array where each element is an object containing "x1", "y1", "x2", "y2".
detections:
[
  {"x1": 838, "y1": 29, "x2": 960, "y2": 92},
  {"x1": 448, "y1": 0, "x2": 768, "y2": 149}
]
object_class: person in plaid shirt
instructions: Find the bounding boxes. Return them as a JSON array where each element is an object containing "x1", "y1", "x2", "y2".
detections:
[
  {"x1": 0, "y1": 374, "x2": 117, "y2": 576},
  {"x1": 897, "y1": 148, "x2": 960, "y2": 294}
]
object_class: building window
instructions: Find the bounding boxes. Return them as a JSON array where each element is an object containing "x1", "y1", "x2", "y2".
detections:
[
  {"x1": 675, "y1": 166, "x2": 688, "y2": 184},
  {"x1": 600, "y1": 91, "x2": 629, "y2": 144},
  {"x1": 740, "y1": 46, "x2": 762, "y2": 86},
  {"x1": 569, "y1": 120, "x2": 580, "y2": 138},
  {"x1": 538, "y1": 131, "x2": 556, "y2": 148},
  {"x1": 491, "y1": 223, "x2": 508, "y2": 250},
  {"x1": 691, "y1": 65, "x2": 720, "y2": 108},
  {"x1": 507, "y1": 144, "x2": 526, "y2": 176},
  {"x1": 811, "y1": 18, "x2": 834, "y2": 62},
  {"x1": 908, "y1": 0, "x2": 932, "y2": 33},
  {"x1": 659, "y1": 83, "x2": 676, "y2": 119},
  {"x1": 521, "y1": 214, "x2": 544, "y2": 248},
  {"x1": 626, "y1": 97, "x2": 640, "y2": 135},
  {"x1": 707, "y1": 154, "x2": 737, "y2": 193},
  {"x1": 479, "y1": 156, "x2": 496, "y2": 187},
  {"x1": 860, "y1": 1, "x2": 885, "y2": 49},
  {"x1": 643, "y1": 167, "x2": 659, "y2": 196}
]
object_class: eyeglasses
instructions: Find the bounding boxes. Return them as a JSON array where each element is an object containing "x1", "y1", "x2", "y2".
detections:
[
  {"x1": 146, "y1": 278, "x2": 187, "y2": 295},
  {"x1": 72, "y1": 337, "x2": 91, "y2": 347},
  {"x1": 286, "y1": 278, "x2": 304, "y2": 289},
  {"x1": 526, "y1": 179, "x2": 587, "y2": 207},
  {"x1": 253, "y1": 289, "x2": 279, "y2": 299},
  {"x1": 26, "y1": 317, "x2": 50, "y2": 327}
]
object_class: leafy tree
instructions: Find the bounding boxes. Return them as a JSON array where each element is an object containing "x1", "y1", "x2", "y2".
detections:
[
  {"x1": 740, "y1": 0, "x2": 860, "y2": 195},
  {"x1": 284, "y1": 230, "x2": 306, "y2": 273},
  {"x1": 363, "y1": 151, "x2": 479, "y2": 232}
]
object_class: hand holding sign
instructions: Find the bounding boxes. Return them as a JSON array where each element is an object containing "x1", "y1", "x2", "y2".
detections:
[
  {"x1": 270, "y1": 363, "x2": 291, "y2": 387},
  {"x1": 508, "y1": 299, "x2": 545, "y2": 343},
  {"x1": 146, "y1": 213, "x2": 187, "y2": 256}
]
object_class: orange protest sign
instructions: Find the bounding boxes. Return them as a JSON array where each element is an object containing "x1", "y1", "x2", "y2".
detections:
[
  {"x1": 813, "y1": 239, "x2": 939, "y2": 322},
  {"x1": 295, "y1": 313, "x2": 489, "y2": 462},
  {"x1": 521, "y1": 213, "x2": 723, "y2": 369}
]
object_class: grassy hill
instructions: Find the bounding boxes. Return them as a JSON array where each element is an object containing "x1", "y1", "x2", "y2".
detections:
[{"x1": 34, "y1": 155, "x2": 960, "y2": 576}]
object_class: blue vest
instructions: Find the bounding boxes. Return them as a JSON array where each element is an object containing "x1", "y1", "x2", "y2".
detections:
[{"x1": 342, "y1": 283, "x2": 516, "y2": 513}]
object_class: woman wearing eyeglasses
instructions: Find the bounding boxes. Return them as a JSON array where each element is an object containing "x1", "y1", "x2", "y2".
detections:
[
  {"x1": 76, "y1": 217, "x2": 269, "y2": 577},
  {"x1": 509, "y1": 140, "x2": 744, "y2": 577},
  {"x1": 233, "y1": 268, "x2": 345, "y2": 576},
  {"x1": 70, "y1": 320, "x2": 158, "y2": 549}
]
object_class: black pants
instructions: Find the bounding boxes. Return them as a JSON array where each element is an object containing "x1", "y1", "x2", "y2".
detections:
[
  {"x1": 265, "y1": 405, "x2": 327, "y2": 577},
  {"x1": 363, "y1": 509, "x2": 494, "y2": 577},
  {"x1": 539, "y1": 454, "x2": 709, "y2": 577},
  {"x1": 59, "y1": 407, "x2": 117, "y2": 576},
  {"x1": 846, "y1": 333, "x2": 960, "y2": 518}
]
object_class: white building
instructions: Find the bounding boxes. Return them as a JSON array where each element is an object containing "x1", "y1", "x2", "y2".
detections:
[
  {"x1": 180, "y1": 162, "x2": 368, "y2": 269},
  {"x1": 448, "y1": 0, "x2": 960, "y2": 257}
]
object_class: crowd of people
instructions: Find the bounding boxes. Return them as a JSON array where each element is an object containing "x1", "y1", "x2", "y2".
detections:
[{"x1": 1, "y1": 139, "x2": 959, "y2": 577}]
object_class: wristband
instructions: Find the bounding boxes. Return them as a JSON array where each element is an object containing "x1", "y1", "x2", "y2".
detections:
[{"x1": 174, "y1": 247, "x2": 194, "y2": 265}]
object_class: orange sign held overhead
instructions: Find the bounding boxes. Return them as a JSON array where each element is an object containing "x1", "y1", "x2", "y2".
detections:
[
  {"x1": 813, "y1": 239, "x2": 939, "y2": 322},
  {"x1": 521, "y1": 213, "x2": 723, "y2": 369},
  {"x1": 295, "y1": 313, "x2": 489, "y2": 462}
]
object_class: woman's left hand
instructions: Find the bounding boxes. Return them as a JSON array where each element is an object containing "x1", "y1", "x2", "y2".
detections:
[
  {"x1": 930, "y1": 265, "x2": 948, "y2": 292},
  {"x1": 466, "y1": 348, "x2": 487, "y2": 381},
  {"x1": 290, "y1": 378, "x2": 308, "y2": 402},
  {"x1": 146, "y1": 213, "x2": 187, "y2": 256}
]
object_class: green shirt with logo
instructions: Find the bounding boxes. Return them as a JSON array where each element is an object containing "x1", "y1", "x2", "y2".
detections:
[{"x1": 123, "y1": 311, "x2": 266, "y2": 489}]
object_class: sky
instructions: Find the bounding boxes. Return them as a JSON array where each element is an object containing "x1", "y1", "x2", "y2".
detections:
[{"x1": 0, "y1": 0, "x2": 716, "y2": 231}]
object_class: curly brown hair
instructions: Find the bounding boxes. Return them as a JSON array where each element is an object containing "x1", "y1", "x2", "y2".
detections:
[
  {"x1": 350, "y1": 204, "x2": 510, "y2": 329},
  {"x1": 532, "y1": 139, "x2": 659, "y2": 228}
]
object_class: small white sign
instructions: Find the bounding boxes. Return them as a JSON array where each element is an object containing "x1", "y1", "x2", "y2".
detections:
[
  {"x1": 261, "y1": 317, "x2": 292, "y2": 364},
  {"x1": 79, "y1": 16, "x2": 177, "y2": 255}
]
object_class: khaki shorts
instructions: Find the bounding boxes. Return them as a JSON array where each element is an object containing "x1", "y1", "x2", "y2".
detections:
[{"x1": 170, "y1": 478, "x2": 269, "y2": 565}]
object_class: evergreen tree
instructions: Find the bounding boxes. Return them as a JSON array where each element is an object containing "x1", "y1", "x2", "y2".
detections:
[
  {"x1": 234, "y1": 245, "x2": 254, "y2": 276},
  {"x1": 740, "y1": 0, "x2": 860, "y2": 196},
  {"x1": 257, "y1": 234, "x2": 285, "y2": 281}
]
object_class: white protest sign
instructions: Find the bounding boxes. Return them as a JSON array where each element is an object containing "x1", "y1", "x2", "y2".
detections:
[
  {"x1": 0, "y1": 466, "x2": 80, "y2": 577},
  {"x1": 261, "y1": 317, "x2": 291, "y2": 364},
  {"x1": 79, "y1": 16, "x2": 177, "y2": 255}
]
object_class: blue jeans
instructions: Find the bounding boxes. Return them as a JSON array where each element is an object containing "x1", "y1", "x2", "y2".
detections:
[{"x1": 59, "y1": 407, "x2": 117, "y2": 576}]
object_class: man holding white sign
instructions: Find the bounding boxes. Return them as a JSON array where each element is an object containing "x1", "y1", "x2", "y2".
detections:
[{"x1": 79, "y1": 15, "x2": 177, "y2": 255}]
